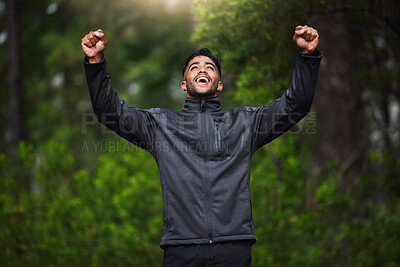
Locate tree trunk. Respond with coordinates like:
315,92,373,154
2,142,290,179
6,0,26,148
311,3,366,177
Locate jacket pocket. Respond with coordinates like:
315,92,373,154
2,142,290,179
214,120,221,152
244,184,254,234
213,118,227,159
163,187,171,230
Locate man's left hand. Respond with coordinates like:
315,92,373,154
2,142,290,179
293,25,319,54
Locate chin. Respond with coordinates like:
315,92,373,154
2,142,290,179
188,89,216,98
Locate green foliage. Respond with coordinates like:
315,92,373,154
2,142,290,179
249,135,400,266
0,140,162,266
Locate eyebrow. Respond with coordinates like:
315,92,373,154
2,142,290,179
188,61,216,69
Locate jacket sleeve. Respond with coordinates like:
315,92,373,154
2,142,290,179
83,56,155,150
252,49,322,150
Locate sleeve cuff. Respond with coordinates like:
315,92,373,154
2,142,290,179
298,48,323,60
83,55,106,68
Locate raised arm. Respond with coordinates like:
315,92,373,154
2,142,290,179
253,25,322,149
82,30,155,150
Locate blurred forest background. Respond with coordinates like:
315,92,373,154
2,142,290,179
1,0,400,266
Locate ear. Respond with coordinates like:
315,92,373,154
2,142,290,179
217,81,223,92
181,80,187,91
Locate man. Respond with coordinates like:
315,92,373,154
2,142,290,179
82,25,321,266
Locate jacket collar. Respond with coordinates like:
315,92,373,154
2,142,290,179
182,96,222,113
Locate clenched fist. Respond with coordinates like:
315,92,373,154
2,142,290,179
293,25,319,54
81,29,108,63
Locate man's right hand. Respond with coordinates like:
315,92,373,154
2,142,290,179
81,29,108,63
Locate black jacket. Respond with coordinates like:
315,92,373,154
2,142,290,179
84,50,322,247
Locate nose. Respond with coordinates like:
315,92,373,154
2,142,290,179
198,70,206,75
198,64,207,73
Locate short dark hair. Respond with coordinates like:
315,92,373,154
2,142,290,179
182,48,222,77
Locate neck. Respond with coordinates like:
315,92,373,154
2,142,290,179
182,95,221,113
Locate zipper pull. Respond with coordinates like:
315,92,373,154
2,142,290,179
201,98,206,111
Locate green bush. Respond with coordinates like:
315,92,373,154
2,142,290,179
0,140,162,266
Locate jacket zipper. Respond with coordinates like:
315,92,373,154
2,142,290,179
214,120,221,152
201,99,213,244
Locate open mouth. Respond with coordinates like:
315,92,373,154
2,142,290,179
195,75,210,84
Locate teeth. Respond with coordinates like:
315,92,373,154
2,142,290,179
196,76,209,83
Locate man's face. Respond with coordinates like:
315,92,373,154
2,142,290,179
181,56,223,98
